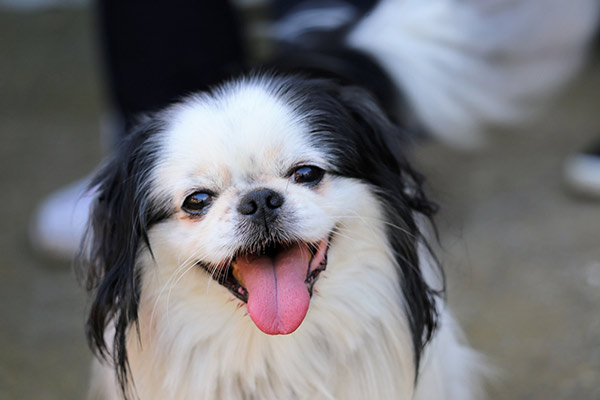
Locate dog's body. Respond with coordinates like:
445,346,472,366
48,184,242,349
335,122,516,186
83,76,482,399
91,294,476,400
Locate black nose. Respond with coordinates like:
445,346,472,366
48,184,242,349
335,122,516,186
237,188,284,223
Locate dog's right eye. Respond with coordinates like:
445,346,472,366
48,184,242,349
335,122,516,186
291,165,325,186
182,191,213,215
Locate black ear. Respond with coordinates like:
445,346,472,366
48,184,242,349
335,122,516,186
311,81,442,373
78,115,169,396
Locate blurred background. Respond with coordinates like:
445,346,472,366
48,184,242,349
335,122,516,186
0,1,599,399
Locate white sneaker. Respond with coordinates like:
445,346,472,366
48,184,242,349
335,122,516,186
30,178,95,260
564,144,600,199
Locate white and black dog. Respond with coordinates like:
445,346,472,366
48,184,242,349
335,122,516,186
82,72,482,399
82,74,482,399
79,1,598,399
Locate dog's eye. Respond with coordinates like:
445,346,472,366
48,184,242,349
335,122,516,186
182,191,213,215
291,166,325,186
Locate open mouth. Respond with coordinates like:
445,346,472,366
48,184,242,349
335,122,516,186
197,236,329,335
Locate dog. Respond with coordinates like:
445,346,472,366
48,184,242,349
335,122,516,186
79,1,599,398
80,73,483,399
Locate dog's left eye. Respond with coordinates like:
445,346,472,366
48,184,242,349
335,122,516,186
182,191,213,215
291,165,325,186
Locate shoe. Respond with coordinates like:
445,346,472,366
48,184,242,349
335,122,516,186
564,142,600,199
29,178,94,260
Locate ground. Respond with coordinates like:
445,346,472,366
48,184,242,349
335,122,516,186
0,7,599,400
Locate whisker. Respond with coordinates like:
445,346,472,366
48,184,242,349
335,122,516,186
318,204,418,240
149,249,206,333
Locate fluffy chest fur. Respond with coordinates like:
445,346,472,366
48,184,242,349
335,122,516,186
127,230,415,400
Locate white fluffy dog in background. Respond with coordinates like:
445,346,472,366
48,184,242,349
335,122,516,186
348,0,599,148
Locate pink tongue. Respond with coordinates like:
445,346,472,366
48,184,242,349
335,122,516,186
235,244,310,335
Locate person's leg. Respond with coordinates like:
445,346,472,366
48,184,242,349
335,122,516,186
98,0,245,133
32,0,246,259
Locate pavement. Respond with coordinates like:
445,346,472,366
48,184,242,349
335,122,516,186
0,7,599,400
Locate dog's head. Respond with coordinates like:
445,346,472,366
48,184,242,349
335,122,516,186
80,74,440,392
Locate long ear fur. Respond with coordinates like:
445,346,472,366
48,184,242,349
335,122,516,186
77,115,169,398
336,84,442,374
296,78,442,373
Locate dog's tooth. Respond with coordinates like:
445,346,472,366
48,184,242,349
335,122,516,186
231,261,245,287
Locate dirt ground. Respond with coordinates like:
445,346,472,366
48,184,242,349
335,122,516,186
0,7,599,400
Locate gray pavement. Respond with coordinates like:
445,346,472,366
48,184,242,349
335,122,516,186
1,7,599,400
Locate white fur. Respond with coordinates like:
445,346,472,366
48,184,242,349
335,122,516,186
89,79,482,399
348,0,600,148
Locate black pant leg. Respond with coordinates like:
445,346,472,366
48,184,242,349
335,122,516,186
97,0,245,131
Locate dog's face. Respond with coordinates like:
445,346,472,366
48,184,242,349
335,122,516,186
150,81,371,335
82,75,439,390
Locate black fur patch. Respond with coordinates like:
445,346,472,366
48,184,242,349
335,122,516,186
276,75,442,372
78,114,171,398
